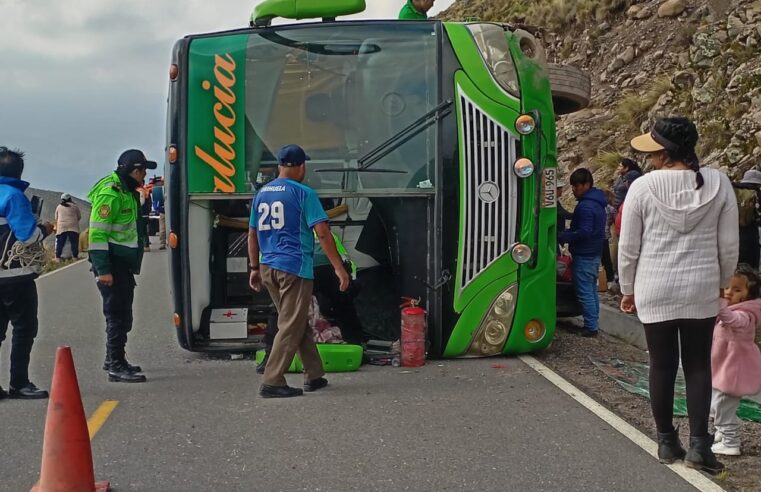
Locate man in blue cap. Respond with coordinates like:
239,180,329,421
248,144,350,398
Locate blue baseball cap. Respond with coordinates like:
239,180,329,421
277,144,311,167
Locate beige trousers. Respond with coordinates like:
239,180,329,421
158,213,166,248
261,265,325,387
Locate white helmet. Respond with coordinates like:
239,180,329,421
61,193,71,201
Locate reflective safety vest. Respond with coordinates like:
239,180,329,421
87,172,145,275
313,231,357,278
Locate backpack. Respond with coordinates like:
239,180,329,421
735,188,759,227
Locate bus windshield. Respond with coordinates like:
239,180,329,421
242,23,439,193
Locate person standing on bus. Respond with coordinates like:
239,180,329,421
54,193,81,261
89,149,157,383
248,144,350,398
0,147,53,400
559,168,607,337
398,0,434,19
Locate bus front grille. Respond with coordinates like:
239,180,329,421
459,93,518,291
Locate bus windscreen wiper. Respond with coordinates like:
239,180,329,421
358,99,452,170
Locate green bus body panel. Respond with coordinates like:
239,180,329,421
442,273,518,357
442,23,520,109
443,23,557,356
187,35,248,193
504,28,558,355
253,0,366,24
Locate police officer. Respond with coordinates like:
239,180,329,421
88,149,157,383
248,144,350,398
0,147,53,400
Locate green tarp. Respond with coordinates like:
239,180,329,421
590,357,761,423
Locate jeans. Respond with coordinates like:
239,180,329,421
55,231,80,259
0,280,39,388
572,255,600,331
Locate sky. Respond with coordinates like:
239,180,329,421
0,0,456,198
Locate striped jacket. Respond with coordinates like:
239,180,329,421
0,177,46,284
87,172,145,275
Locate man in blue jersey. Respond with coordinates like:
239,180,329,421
248,144,350,398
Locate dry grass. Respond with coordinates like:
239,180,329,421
593,150,623,170
440,0,635,29
697,119,732,156
613,77,673,131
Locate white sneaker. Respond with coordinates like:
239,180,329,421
713,431,723,443
711,442,741,456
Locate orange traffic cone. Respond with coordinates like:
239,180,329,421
31,347,110,492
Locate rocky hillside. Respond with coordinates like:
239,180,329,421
440,0,761,194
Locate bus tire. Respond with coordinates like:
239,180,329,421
548,64,591,115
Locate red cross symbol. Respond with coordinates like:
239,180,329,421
223,311,235,319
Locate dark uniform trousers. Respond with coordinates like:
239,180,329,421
94,264,136,364
0,280,39,389
261,265,325,387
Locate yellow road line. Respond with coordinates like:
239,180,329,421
87,400,119,439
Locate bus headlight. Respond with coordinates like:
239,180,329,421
515,114,536,135
466,284,517,356
511,243,532,264
513,158,535,178
524,319,546,343
484,320,507,346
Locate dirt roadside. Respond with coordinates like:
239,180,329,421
534,320,761,491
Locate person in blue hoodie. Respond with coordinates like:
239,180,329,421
559,168,607,337
0,147,53,400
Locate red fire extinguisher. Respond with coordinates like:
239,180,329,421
401,297,427,368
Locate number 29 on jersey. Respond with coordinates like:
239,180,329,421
257,201,285,231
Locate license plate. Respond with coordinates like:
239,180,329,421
543,168,557,208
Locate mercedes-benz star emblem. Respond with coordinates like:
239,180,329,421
478,181,500,203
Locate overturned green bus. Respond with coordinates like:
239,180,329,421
165,0,588,357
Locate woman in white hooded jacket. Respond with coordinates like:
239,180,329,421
618,117,738,474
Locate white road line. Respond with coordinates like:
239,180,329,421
38,259,87,279
519,355,726,492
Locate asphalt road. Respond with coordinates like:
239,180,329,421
1,247,703,491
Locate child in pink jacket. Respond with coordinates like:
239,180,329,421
711,264,761,456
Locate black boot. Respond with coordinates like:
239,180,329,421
103,356,142,373
657,427,686,464
108,362,147,383
685,435,725,474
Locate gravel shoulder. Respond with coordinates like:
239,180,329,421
535,319,761,491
